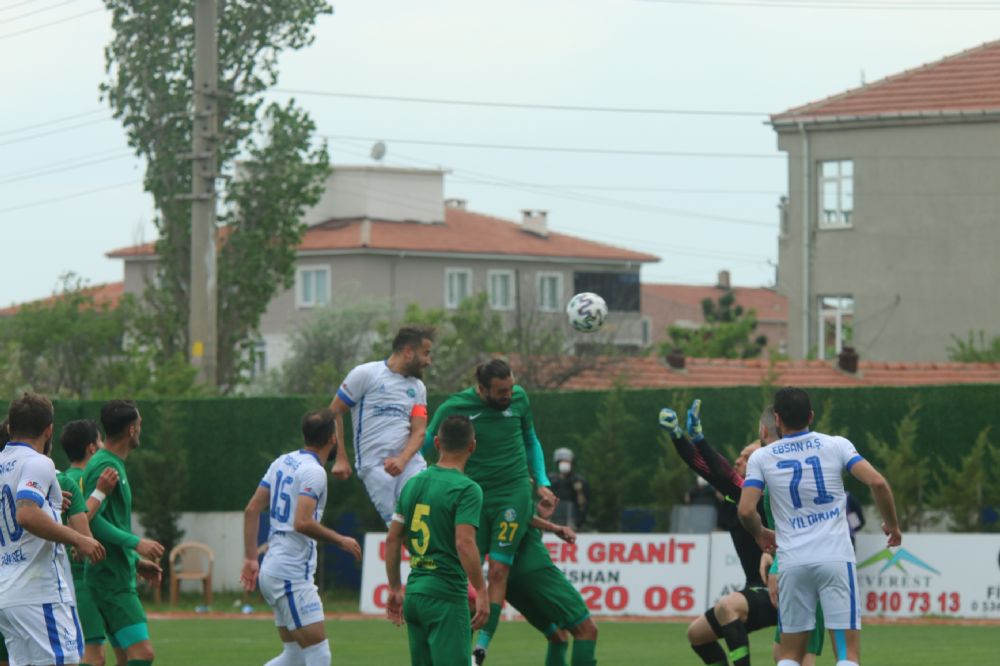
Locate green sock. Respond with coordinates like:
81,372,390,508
475,603,503,650
127,660,153,666
572,639,597,666
546,640,569,666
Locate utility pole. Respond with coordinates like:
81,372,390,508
189,0,219,386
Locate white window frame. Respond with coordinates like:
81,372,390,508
487,269,516,311
536,271,564,312
251,339,267,378
444,267,473,309
818,159,853,229
296,265,331,309
818,295,854,360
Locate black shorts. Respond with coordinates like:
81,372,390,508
739,586,778,633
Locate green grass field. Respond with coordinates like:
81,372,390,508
149,617,995,664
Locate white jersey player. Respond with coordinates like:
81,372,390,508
329,326,434,524
241,409,361,666
0,395,104,666
738,388,901,666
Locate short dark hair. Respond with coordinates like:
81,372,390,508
476,358,512,388
61,419,100,462
101,400,140,440
302,410,336,447
773,387,812,431
392,326,435,353
0,418,9,451
7,393,54,440
438,415,474,453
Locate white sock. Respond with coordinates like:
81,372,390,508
777,661,801,666
302,639,331,666
265,641,304,666
836,661,859,666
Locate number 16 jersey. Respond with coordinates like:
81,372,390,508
744,430,864,568
259,450,328,582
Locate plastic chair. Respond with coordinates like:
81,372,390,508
169,541,214,606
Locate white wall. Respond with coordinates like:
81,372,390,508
134,512,245,593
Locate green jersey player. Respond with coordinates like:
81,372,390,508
422,359,556,663
387,415,489,666
84,400,165,666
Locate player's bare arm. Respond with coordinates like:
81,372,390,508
736,486,776,553
241,484,270,591
85,467,119,520
328,396,353,480
456,523,489,630
848,458,902,547
136,558,164,587
384,520,406,626
16,499,105,563
530,515,577,544
384,411,427,477
293,493,362,560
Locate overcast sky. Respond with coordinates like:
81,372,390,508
1,0,997,307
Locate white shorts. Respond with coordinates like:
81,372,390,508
778,561,861,632
359,453,427,524
259,573,325,630
0,603,83,665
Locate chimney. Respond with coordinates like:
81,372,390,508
837,345,859,374
666,349,686,370
717,270,731,290
444,198,467,210
521,209,548,237
359,218,372,247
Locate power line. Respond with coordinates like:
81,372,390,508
0,0,82,25
450,181,781,195
0,118,112,146
0,109,107,137
0,5,102,39
274,87,770,117
321,133,781,160
0,151,133,186
0,180,139,214
637,0,1000,9
0,0,45,13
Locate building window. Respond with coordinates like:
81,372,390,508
573,271,640,311
642,317,652,346
488,270,515,310
445,268,473,309
818,295,854,360
297,266,330,308
251,339,267,378
818,160,853,228
537,272,563,312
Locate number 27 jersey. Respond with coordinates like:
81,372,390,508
259,450,328,582
744,431,863,568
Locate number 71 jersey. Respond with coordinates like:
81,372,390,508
744,431,864,568
259,450,328,582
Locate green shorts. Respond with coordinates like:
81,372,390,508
403,592,471,666
74,575,106,644
478,484,534,566
775,603,825,655
91,586,148,648
506,565,590,636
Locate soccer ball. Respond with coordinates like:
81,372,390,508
566,292,608,333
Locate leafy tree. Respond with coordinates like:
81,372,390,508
265,298,393,395
865,401,928,531
661,290,767,359
931,427,1000,532
102,0,332,389
947,330,1000,362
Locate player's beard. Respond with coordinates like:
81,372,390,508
43,435,52,456
405,358,425,379
485,395,511,411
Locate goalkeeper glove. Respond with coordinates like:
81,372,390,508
658,408,682,439
686,399,704,442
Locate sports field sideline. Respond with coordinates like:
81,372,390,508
148,615,997,664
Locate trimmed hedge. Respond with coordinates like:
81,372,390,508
48,384,1000,521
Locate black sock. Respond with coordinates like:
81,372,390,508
718,620,750,666
692,641,729,665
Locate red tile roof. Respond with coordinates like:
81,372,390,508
108,208,659,264
773,40,1000,123
642,283,787,323
551,356,1000,390
0,282,124,317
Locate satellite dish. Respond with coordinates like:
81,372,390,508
370,140,386,162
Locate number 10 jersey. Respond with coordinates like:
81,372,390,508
744,431,864,568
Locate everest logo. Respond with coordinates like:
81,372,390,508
858,548,941,575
